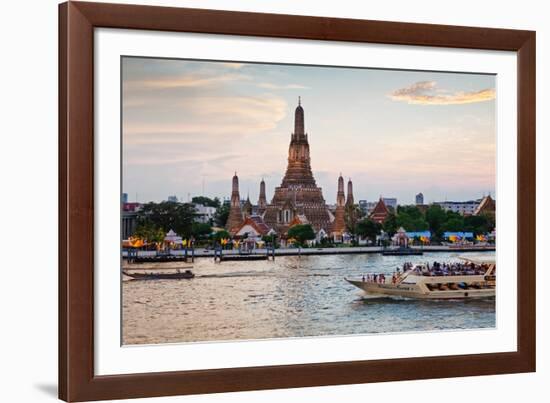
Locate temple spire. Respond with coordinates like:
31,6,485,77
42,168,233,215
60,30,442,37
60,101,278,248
332,174,347,237
258,178,267,212
346,178,354,207
281,98,315,188
294,97,305,138
226,172,243,233
336,174,345,207
232,172,239,192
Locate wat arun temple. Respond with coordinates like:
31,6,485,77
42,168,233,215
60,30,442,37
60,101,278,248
226,99,355,240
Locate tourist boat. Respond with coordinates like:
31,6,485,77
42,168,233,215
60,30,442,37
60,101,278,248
345,256,495,299
123,268,195,280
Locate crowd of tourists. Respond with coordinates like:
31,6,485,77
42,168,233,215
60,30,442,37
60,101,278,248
406,261,491,277
362,260,492,284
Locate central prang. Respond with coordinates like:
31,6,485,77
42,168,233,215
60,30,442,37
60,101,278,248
226,98,353,240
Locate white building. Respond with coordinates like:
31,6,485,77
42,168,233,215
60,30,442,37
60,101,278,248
193,203,217,223
434,200,481,215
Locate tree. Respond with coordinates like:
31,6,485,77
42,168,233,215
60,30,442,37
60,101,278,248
211,229,230,240
136,201,195,238
214,203,230,227
440,211,464,232
262,233,279,248
344,204,363,239
134,223,165,244
464,214,494,235
425,204,447,237
287,224,316,246
356,219,382,243
395,205,429,231
191,196,221,208
382,212,398,236
191,222,212,239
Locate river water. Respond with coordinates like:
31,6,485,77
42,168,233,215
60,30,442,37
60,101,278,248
122,251,495,345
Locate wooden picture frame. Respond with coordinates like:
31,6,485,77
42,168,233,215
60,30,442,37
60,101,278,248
59,1,536,401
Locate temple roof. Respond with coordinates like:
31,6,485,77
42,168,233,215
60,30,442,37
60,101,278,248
474,195,496,216
234,215,272,236
289,214,309,228
369,198,390,223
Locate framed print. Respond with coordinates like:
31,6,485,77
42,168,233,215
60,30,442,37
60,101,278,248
59,1,536,401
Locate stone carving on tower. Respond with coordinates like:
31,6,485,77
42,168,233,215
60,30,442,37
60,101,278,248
262,98,332,233
226,172,244,234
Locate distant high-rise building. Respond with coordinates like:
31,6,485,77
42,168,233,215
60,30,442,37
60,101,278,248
415,192,424,205
358,200,378,215
358,200,368,214
382,197,397,210
122,192,128,204
167,195,178,202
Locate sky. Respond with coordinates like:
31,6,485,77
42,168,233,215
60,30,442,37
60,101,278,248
122,57,496,205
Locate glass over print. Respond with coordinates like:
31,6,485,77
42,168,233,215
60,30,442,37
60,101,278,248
121,57,497,345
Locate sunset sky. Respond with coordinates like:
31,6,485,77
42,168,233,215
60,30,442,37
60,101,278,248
122,57,496,205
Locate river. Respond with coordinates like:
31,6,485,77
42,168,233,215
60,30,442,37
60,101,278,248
122,251,495,345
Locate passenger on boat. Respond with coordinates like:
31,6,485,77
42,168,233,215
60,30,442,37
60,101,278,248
401,260,489,277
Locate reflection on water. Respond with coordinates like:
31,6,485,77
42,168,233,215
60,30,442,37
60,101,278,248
122,251,495,345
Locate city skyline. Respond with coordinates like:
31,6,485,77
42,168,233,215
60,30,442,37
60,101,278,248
123,57,496,205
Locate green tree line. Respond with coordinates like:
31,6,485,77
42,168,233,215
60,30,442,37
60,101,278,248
347,204,495,243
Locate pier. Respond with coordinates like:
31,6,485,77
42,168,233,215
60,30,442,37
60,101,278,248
123,245,494,261
213,246,276,262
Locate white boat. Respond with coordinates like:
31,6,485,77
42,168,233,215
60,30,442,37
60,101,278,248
346,256,495,300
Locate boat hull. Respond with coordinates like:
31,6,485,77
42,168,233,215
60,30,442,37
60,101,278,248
123,271,195,280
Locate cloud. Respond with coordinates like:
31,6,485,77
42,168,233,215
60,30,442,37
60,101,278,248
257,82,309,90
124,95,288,140
389,81,495,105
125,73,250,90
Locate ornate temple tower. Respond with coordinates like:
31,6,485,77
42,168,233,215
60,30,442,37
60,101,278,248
258,179,267,213
279,97,317,188
345,178,354,207
332,174,346,237
243,195,253,218
226,172,243,233
336,175,345,207
263,98,331,233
